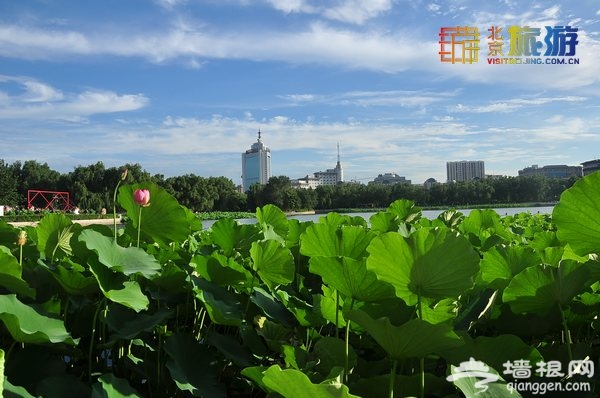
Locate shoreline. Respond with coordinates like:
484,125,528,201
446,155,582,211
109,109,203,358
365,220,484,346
7,218,117,228
4,202,555,227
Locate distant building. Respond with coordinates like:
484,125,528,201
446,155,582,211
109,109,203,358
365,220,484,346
293,175,321,189
293,144,344,189
423,178,438,189
242,131,272,191
369,173,411,185
518,164,582,178
446,161,485,182
582,159,600,176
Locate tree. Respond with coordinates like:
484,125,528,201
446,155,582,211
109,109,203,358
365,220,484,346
262,176,293,210
14,160,61,206
0,160,19,206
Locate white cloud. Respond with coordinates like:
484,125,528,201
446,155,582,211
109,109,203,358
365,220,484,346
281,90,453,107
0,22,427,73
427,3,441,14
262,0,392,24
449,96,586,113
322,0,394,24
155,0,187,9
3,104,599,184
263,0,316,14
0,77,148,120
22,81,64,102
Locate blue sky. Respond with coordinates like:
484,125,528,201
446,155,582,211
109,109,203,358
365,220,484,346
1,1,599,185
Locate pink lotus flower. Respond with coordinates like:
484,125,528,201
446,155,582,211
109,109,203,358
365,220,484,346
133,189,150,207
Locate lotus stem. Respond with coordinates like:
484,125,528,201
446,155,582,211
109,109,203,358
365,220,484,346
113,181,121,241
417,289,424,398
344,298,355,384
137,206,142,248
88,298,106,383
389,359,398,398
559,303,573,362
335,290,340,339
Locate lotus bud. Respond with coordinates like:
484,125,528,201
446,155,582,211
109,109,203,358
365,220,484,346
17,230,27,246
120,168,128,181
133,189,151,207
253,315,266,328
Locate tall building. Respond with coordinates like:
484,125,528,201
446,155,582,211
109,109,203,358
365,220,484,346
446,160,485,182
242,131,271,191
582,159,600,176
293,144,344,189
518,164,582,178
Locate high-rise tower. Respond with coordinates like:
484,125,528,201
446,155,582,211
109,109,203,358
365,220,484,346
242,130,272,191
335,142,343,183
446,160,485,182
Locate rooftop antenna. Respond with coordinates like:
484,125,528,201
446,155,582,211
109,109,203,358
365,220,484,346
257,129,262,141
337,142,340,163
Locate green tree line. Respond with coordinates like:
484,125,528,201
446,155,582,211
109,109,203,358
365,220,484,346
249,174,579,211
0,160,245,213
0,159,579,213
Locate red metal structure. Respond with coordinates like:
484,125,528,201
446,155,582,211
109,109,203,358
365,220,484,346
27,190,75,211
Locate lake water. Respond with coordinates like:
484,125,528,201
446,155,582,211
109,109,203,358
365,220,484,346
201,206,554,229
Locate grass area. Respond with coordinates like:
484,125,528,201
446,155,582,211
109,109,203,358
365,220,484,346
195,211,256,220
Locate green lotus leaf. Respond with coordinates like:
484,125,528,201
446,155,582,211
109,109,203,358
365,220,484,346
193,277,243,326
442,334,543,377
250,239,295,289
449,361,519,398
210,218,261,257
118,183,190,247
553,172,600,256
45,261,98,296
459,209,512,248
2,379,35,398
309,256,395,302
0,348,4,395
369,211,400,233
421,297,458,325
313,336,357,376
366,227,480,306
164,333,227,397
276,290,326,327
314,293,346,327
0,248,35,298
259,365,360,398
79,229,160,278
105,303,172,341
347,309,463,360
387,199,422,223
503,260,590,314
241,366,269,392
91,373,142,398
251,287,296,327
191,253,251,287
256,204,289,241
206,331,255,368
0,294,77,345
300,223,375,259
480,246,541,289
351,373,454,398
36,213,79,261
88,258,149,312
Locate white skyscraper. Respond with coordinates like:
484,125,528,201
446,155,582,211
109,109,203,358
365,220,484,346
446,160,485,182
242,131,272,191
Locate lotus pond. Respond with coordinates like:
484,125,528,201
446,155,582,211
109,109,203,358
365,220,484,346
1,173,600,397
